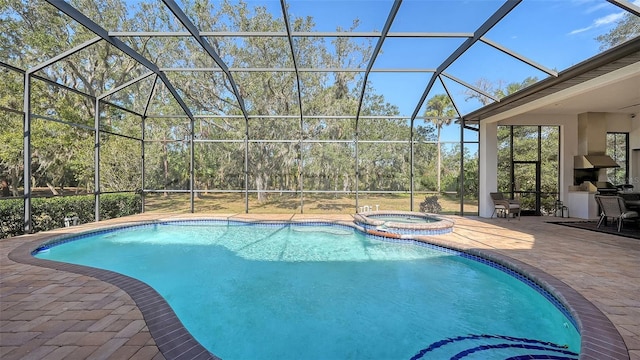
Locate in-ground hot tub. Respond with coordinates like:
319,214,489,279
354,210,454,237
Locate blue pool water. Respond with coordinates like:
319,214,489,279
35,221,580,359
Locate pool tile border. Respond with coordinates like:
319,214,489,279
9,217,630,360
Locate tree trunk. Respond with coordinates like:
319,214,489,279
9,174,20,197
163,140,169,197
256,174,268,202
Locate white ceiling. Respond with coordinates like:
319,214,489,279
528,64,640,116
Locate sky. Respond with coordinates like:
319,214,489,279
209,0,637,119
278,0,639,142
281,0,638,116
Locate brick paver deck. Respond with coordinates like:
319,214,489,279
1,214,638,359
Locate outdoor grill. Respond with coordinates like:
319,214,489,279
594,181,619,196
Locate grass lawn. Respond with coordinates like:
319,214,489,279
144,192,478,215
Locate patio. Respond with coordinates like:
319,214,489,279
1,214,638,359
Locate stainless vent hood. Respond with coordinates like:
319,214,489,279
574,155,620,169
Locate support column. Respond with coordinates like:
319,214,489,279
459,121,465,215
94,98,100,222
190,117,195,213
479,121,498,217
244,128,249,213
141,116,146,213
299,126,304,214
22,74,32,233
410,122,415,211
355,132,359,211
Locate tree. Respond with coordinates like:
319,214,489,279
464,76,538,105
423,94,456,192
0,0,437,212
596,12,640,50
0,0,150,194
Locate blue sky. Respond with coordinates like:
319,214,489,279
279,0,638,119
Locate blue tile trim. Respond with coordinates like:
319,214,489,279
31,219,577,331
410,333,579,360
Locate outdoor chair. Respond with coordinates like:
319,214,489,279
595,195,639,232
490,192,521,220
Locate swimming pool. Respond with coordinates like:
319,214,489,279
34,220,580,359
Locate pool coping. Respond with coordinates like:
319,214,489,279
8,216,629,360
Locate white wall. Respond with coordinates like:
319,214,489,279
479,121,497,217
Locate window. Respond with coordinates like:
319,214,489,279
497,125,560,215
606,133,629,185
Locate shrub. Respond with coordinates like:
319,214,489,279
0,198,24,239
419,195,442,214
100,193,142,219
0,194,141,239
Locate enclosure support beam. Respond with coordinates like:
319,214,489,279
162,0,250,213
22,74,32,233
141,116,146,213
441,72,500,103
410,127,415,211
109,31,475,38
27,37,102,74
244,130,249,213
48,0,199,214
410,0,521,123
97,71,155,100
353,1,402,212
280,0,306,213
190,117,195,213
607,0,640,16
29,72,143,117
460,121,465,215
355,136,359,211
20,36,103,232
94,98,101,222
440,76,462,118
480,37,557,77
162,0,249,125
46,0,196,121
140,76,158,213
160,67,437,73
355,0,402,126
